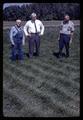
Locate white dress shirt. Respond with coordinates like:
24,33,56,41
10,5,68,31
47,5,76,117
24,19,45,36
60,20,74,35
10,25,25,45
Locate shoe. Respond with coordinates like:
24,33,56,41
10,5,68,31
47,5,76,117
65,54,69,58
33,52,39,56
61,53,66,57
57,54,62,59
26,53,29,57
56,52,62,59
53,52,59,58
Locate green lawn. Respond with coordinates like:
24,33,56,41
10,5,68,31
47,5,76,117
3,25,80,117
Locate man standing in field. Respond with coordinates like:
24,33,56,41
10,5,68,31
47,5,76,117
56,14,74,58
10,19,25,61
24,13,44,58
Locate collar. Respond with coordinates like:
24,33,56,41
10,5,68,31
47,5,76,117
31,19,37,23
63,20,69,24
15,25,21,28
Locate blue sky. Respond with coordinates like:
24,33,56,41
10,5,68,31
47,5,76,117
3,3,31,9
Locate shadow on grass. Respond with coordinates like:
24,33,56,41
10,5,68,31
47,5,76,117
53,52,66,58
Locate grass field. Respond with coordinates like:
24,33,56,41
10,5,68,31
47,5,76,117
3,22,80,117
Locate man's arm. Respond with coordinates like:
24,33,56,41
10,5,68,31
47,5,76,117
40,21,45,35
70,22,75,44
58,34,60,41
22,32,25,45
10,27,15,45
70,31,74,44
24,22,29,36
58,21,63,41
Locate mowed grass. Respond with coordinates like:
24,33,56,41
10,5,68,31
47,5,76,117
3,25,80,117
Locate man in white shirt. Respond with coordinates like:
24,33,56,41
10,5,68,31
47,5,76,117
57,14,74,58
24,13,44,58
10,19,25,61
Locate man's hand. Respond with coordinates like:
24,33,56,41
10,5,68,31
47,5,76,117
58,34,60,41
58,37,60,41
70,38,72,44
22,41,25,46
39,33,43,36
28,33,31,37
70,32,74,44
26,33,31,37
11,42,15,46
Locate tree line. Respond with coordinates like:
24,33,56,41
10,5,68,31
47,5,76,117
3,3,80,21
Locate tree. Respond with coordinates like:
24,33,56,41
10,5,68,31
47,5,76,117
3,3,80,21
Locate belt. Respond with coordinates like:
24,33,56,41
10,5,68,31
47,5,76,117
60,33,71,36
30,32,40,34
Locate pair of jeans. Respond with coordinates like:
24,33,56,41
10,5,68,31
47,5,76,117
59,33,71,56
11,42,23,60
28,33,40,58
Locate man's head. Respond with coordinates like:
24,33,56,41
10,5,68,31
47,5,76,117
64,14,70,22
16,19,22,27
31,13,37,21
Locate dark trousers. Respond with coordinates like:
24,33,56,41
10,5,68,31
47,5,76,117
59,33,70,56
11,42,23,60
28,33,40,58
